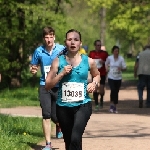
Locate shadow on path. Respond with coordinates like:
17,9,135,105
92,99,150,116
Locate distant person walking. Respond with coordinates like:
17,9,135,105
134,45,150,108
134,47,146,108
89,40,108,110
105,45,126,113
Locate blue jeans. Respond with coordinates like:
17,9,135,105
137,75,150,106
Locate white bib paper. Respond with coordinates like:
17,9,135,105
44,66,51,79
62,82,84,102
111,67,121,78
94,59,102,69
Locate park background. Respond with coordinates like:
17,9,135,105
0,0,150,149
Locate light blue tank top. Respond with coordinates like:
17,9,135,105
56,54,91,107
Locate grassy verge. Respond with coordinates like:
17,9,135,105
0,114,43,150
0,86,39,108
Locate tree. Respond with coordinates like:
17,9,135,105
0,0,70,88
83,0,150,54
99,7,106,45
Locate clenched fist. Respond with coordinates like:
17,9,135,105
87,82,97,93
30,65,38,75
62,65,72,75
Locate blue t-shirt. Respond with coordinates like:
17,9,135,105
56,54,91,107
30,44,65,85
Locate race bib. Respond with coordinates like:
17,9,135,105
62,82,84,102
94,59,102,69
111,68,121,78
44,66,51,79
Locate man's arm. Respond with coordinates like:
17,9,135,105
45,58,60,90
134,61,139,78
30,49,40,75
134,55,139,78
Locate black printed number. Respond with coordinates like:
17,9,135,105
64,90,82,97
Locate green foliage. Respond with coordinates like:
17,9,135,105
0,0,70,88
0,86,39,108
86,0,117,9
0,0,149,89
83,0,150,53
61,0,100,51
0,114,43,149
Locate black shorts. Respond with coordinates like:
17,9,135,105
38,85,58,121
100,75,106,85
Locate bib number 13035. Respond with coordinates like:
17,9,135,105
62,82,84,102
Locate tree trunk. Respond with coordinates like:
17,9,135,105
100,7,106,46
127,40,135,57
10,3,25,87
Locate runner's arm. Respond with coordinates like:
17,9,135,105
88,57,100,85
121,57,127,71
30,49,40,75
105,57,110,72
45,58,64,90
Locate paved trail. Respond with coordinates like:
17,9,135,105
0,82,150,150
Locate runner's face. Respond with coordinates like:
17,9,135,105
113,48,119,56
43,34,55,47
95,41,101,51
65,32,82,53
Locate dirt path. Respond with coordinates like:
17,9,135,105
1,81,150,150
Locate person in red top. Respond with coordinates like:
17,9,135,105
89,40,108,110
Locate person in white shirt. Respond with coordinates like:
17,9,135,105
105,45,126,113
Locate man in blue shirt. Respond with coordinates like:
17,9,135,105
30,26,64,150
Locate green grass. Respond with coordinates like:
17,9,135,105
122,57,137,81
0,86,39,108
0,114,43,150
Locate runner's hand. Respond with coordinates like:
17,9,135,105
105,65,109,72
30,65,38,74
87,82,96,93
62,65,72,75
118,67,122,72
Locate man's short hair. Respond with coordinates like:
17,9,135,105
94,40,101,46
42,27,55,38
